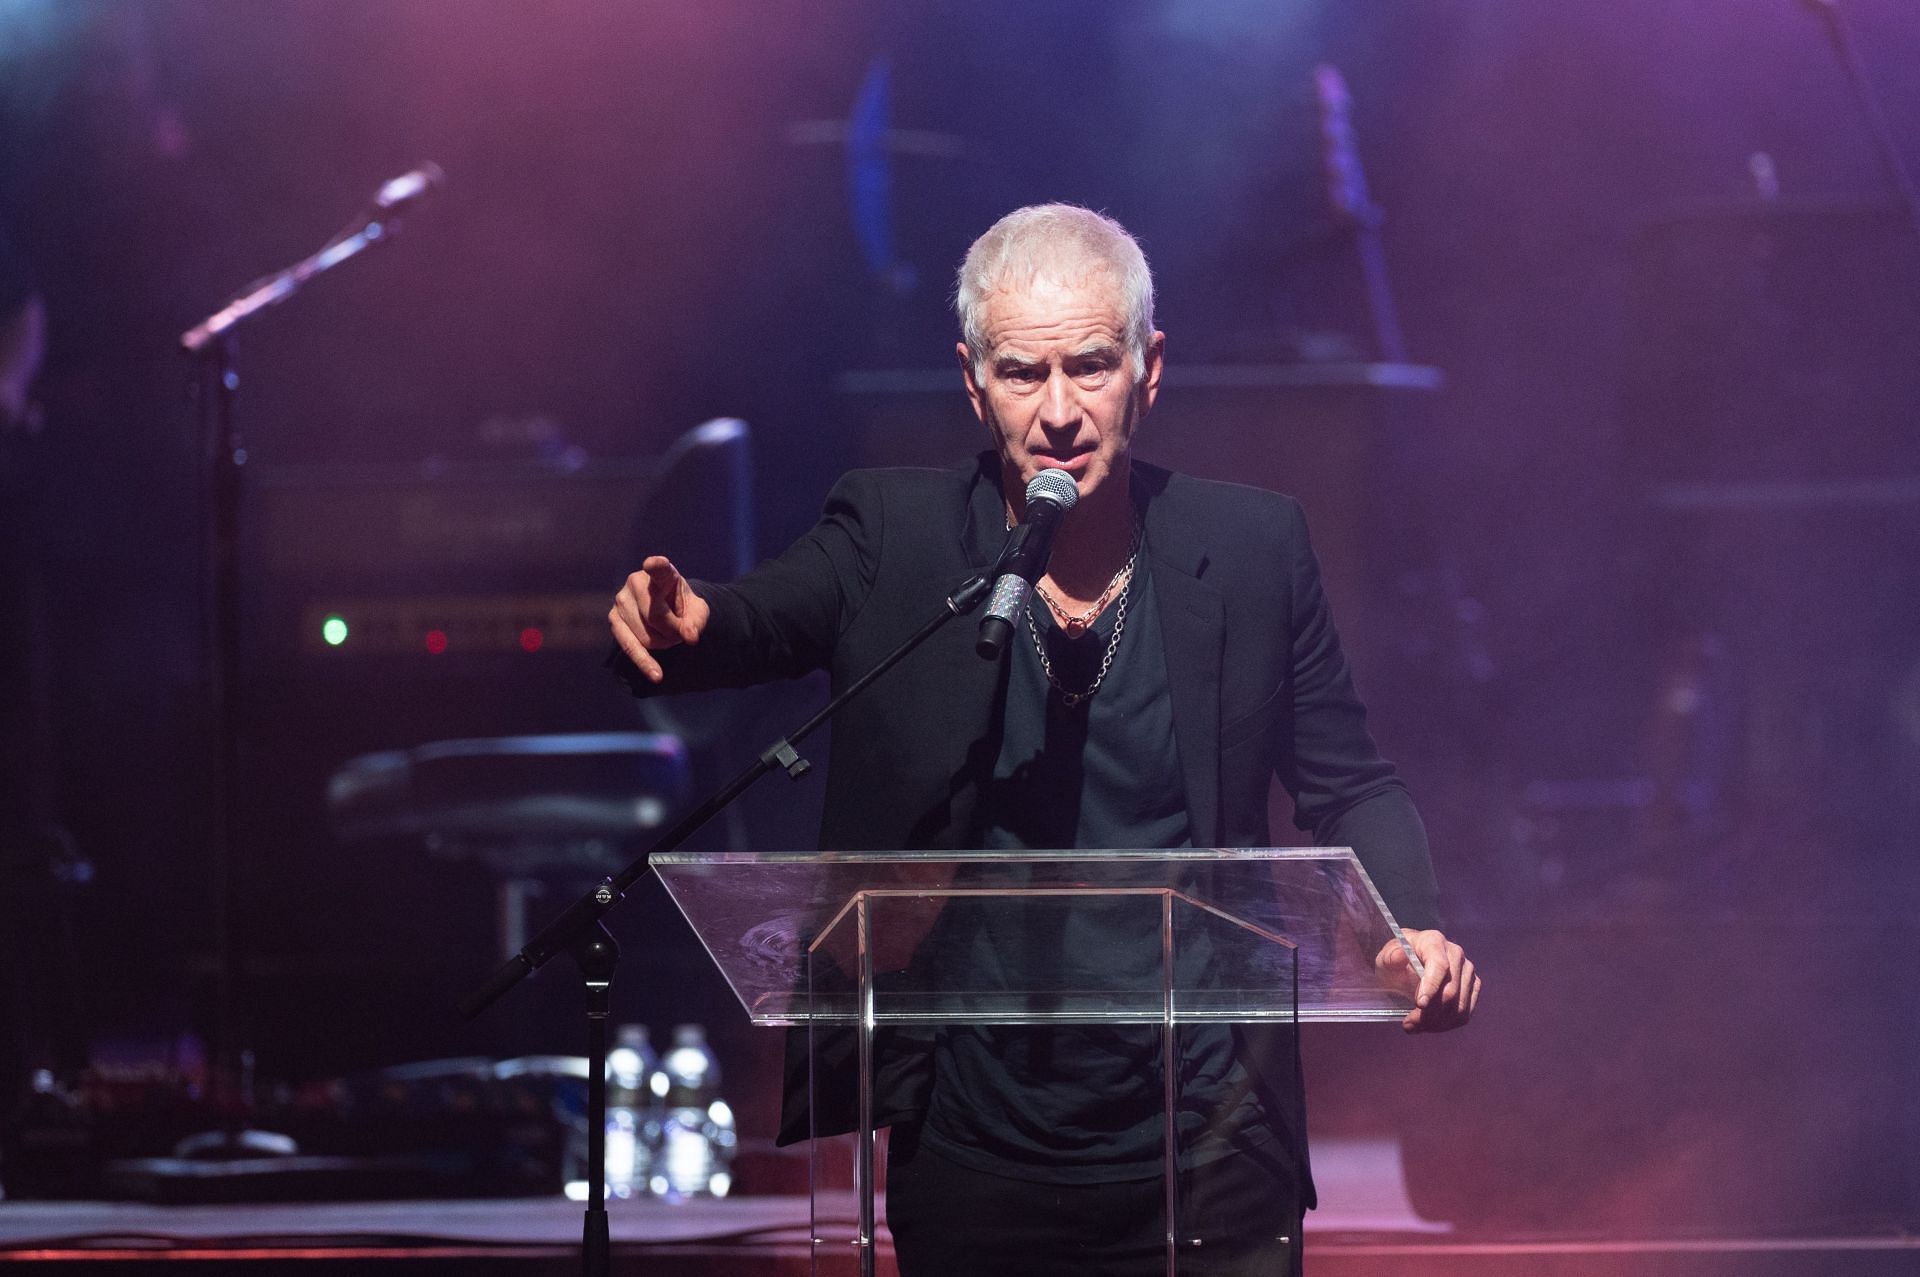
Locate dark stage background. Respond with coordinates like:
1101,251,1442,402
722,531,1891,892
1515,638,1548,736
2,0,1918,1246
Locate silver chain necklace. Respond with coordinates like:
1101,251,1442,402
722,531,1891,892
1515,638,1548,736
1025,526,1140,707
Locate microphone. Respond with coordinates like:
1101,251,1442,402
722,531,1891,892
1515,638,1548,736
374,162,446,213
976,469,1079,659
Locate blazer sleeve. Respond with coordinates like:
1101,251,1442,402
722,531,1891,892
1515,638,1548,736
1275,499,1443,930
610,469,883,696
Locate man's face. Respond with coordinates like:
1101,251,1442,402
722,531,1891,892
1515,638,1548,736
959,276,1163,509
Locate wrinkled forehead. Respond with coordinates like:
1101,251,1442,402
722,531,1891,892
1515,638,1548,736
974,270,1129,348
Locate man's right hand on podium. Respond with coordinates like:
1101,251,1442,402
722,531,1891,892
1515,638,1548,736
610,555,710,683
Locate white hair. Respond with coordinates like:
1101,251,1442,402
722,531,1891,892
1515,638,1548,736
953,204,1156,381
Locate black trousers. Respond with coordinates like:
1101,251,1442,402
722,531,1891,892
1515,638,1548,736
885,1128,1304,1277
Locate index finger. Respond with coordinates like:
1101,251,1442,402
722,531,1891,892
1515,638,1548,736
639,555,686,598
1414,938,1448,1007
640,556,704,643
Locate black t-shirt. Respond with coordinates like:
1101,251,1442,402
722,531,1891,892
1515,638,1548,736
919,550,1271,1183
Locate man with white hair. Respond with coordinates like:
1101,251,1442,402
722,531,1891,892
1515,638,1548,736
612,204,1478,1274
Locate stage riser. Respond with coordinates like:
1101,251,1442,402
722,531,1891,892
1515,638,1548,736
9,1244,1915,1276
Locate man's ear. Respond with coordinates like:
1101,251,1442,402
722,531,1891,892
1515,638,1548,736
957,341,987,423
1136,331,1166,416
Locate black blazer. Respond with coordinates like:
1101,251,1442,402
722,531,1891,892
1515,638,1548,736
616,454,1442,1168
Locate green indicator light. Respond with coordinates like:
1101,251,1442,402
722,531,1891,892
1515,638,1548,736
321,615,350,647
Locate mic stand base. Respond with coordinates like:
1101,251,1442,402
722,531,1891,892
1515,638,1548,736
574,923,619,1277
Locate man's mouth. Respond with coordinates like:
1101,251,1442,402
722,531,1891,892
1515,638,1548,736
1031,451,1090,474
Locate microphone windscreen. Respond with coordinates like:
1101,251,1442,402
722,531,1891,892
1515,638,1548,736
1024,469,1079,511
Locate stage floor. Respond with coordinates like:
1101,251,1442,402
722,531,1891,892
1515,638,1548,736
0,1194,820,1249
2,1196,1916,1275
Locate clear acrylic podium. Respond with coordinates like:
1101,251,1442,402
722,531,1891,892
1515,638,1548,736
653,848,1422,1276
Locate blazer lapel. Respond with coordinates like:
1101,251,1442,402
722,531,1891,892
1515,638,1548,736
961,452,1008,573
1140,470,1225,846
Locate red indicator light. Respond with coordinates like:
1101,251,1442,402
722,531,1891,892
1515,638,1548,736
520,627,544,653
424,629,449,654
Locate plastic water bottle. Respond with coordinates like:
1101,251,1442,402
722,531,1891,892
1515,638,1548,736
650,1023,737,1199
604,1024,657,1199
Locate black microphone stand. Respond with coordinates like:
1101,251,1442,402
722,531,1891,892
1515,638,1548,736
460,569,997,1277
178,174,435,1142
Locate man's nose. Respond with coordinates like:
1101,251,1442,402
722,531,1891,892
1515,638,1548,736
1038,366,1078,430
